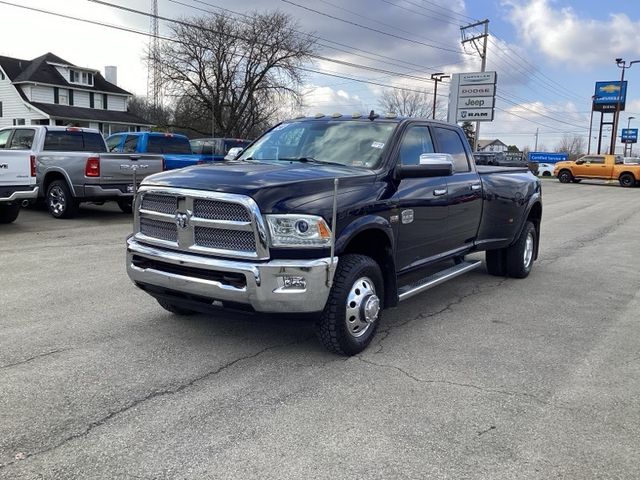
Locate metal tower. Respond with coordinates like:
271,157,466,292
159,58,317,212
147,0,162,108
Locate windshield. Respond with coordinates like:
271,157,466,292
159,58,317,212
238,120,397,169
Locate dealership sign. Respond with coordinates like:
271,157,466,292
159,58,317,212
593,81,627,112
448,71,497,123
621,128,638,143
528,152,568,163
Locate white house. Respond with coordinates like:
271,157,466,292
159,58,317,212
477,139,508,153
0,52,151,135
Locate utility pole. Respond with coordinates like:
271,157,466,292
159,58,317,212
430,73,449,120
460,19,489,151
534,128,539,151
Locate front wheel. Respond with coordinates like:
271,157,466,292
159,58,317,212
558,170,573,183
619,173,636,188
316,254,384,356
0,204,20,224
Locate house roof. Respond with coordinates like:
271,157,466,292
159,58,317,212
30,102,152,126
477,139,508,149
0,52,131,95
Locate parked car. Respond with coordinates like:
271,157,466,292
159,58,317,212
106,132,202,170
0,128,39,223
15,126,165,218
554,154,640,187
190,138,252,163
536,162,555,177
473,151,538,175
126,114,542,355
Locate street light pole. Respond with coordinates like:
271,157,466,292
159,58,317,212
610,58,639,155
430,72,449,120
588,95,596,154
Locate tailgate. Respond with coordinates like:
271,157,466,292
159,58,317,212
0,150,33,188
97,153,164,184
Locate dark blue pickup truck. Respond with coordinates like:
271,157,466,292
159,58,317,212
126,114,542,355
106,132,203,170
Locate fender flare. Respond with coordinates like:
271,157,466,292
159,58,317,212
512,193,542,259
41,168,77,197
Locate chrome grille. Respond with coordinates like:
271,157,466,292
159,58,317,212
140,217,177,242
135,188,268,260
193,199,250,222
141,194,176,214
194,227,256,252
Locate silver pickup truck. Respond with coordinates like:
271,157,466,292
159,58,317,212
0,128,39,223
0,126,164,219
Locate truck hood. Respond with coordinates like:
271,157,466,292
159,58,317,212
142,160,379,213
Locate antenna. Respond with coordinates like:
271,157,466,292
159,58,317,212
147,0,162,110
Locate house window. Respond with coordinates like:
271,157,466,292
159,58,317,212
69,69,94,86
103,94,108,110
69,89,74,106
0,101,2,117
54,87,59,104
13,119,26,126
59,90,68,105
89,92,94,108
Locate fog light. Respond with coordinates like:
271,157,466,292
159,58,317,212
281,275,307,290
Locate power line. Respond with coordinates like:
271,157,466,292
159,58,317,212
280,0,471,55
379,0,463,27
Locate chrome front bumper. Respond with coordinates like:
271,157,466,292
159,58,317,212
126,237,337,313
1,186,39,202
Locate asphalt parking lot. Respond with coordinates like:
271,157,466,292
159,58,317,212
1,179,639,479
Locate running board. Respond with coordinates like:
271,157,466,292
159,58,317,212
398,260,482,302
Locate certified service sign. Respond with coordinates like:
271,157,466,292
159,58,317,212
448,71,497,123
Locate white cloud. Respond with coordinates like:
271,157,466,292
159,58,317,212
503,0,640,67
301,85,365,114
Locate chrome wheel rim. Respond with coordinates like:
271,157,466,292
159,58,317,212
49,186,66,215
346,276,379,338
523,232,534,268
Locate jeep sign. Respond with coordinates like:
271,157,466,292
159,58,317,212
448,71,497,124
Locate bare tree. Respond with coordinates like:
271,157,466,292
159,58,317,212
555,134,586,160
378,88,445,119
155,11,315,138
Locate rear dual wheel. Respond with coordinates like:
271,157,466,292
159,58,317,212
486,221,536,279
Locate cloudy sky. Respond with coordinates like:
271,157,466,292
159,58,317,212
1,0,639,151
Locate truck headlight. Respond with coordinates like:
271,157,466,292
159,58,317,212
265,214,332,248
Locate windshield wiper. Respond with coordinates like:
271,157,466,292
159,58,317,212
279,157,345,166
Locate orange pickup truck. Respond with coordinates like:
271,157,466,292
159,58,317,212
554,154,640,187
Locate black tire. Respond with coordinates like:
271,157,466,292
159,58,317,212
557,170,573,183
0,204,20,224
117,198,133,213
157,299,197,315
505,221,536,279
542,171,551,177
46,180,78,219
485,249,507,276
571,179,582,183
316,254,384,356
619,173,635,188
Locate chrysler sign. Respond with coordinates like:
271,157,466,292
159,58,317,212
448,71,497,123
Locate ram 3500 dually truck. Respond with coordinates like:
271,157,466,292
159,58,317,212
19,126,165,218
126,115,542,355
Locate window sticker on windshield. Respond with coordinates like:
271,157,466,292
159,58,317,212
352,160,364,167
371,141,385,149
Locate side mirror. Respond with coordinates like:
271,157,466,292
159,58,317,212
224,147,243,160
575,159,584,165
398,153,455,179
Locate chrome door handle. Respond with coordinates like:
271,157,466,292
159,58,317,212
434,188,447,196
470,184,481,191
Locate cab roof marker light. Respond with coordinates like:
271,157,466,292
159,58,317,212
385,112,398,119
332,112,342,118
295,114,306,119
314,113,325,118
352,112,362,118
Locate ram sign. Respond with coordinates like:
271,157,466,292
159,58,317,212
448,71,497,123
